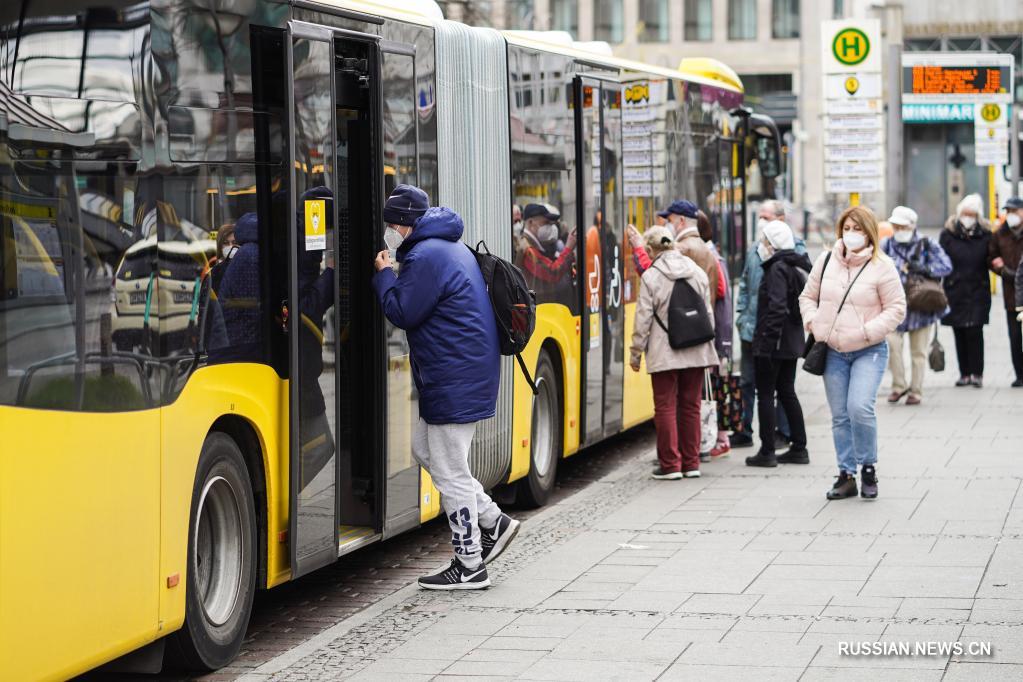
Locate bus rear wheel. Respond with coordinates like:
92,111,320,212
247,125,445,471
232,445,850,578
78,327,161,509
167,432,257,672
517,351,561,508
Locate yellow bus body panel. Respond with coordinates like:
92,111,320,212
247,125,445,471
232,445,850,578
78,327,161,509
157,364,292,639
622,301,655,428
0,406,160,680
0,364,289,680
509,303,581,482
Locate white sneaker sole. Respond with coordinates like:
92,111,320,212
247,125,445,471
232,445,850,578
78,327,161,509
483,519,520,563
652,472,683,480
418,578,491,590
683,471,701,478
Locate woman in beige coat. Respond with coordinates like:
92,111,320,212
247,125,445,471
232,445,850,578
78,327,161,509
630,226,719,480
799,205,906,501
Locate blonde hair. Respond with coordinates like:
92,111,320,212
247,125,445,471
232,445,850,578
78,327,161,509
644,225,675,257
956,193,984,220
836,205,881,261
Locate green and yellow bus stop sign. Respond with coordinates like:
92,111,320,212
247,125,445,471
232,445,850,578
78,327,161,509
832,28,870,67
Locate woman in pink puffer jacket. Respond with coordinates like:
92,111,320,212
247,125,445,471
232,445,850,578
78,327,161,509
799,206,906,502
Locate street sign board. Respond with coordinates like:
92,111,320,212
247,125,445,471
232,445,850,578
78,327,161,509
826,177,884,194
821,20,882,74
974,101,1009,166
821,19,884,196
824,73,882,100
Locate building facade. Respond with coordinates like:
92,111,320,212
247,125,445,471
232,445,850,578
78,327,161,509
489,0,1023,226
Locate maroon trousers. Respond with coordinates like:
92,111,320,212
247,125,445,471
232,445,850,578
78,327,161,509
650,368,704,473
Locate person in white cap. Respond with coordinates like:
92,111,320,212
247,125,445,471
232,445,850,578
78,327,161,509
882,206,952,404
745,220,813,468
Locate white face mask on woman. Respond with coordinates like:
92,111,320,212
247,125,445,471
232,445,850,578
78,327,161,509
842,232,867,251
960,216,977,229
893,230,914,244
221,245,237,259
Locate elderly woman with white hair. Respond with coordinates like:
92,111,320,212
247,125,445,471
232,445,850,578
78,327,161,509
940,193,992,387
630,225,718,480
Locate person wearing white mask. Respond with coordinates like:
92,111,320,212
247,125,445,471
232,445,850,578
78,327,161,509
745,220,812,468
988,197,1023,387
940,193,992,387
882,206,953,404
518,203,577,302
731,199,806,449
799,205,905,500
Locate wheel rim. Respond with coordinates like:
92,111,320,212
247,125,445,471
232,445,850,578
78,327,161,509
194,475,244,627
531,375,555,478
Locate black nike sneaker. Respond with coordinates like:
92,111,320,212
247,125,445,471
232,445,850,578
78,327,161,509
481,513,520,563
418,559,490,590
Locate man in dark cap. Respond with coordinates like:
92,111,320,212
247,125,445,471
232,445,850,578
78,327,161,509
518,203,577,300
382,184,430,253
990,196,1023,386
657,200,719,304
373,186,520,590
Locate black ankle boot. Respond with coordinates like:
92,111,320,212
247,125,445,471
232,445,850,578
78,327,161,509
745,450,778,468
860,465,878,499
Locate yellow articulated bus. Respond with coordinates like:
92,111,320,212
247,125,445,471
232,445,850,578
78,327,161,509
0,0,781,678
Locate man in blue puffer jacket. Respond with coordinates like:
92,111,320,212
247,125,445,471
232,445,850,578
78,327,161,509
373,185,520,590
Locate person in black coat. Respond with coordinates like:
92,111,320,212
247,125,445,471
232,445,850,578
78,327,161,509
939,194,992,387
746,221,813,468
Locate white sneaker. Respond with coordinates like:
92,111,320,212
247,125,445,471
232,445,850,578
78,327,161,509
683,470,701,478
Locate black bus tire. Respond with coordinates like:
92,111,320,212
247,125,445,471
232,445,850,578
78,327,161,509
167,432,257,672
517,351,561,508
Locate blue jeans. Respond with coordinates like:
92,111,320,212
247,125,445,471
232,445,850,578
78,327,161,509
823,342,889,474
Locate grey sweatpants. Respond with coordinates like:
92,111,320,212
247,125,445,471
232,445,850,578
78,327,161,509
412,419,502,568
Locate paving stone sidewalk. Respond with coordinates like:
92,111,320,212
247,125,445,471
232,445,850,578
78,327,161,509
241,309,1023,681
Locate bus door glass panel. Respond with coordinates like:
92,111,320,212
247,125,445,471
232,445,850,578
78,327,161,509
717,138,736,265
379,43,421,538
576,76,603,444
600,84,624,437
287,27,338,578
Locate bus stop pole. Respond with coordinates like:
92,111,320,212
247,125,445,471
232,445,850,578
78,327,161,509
850,192,860,207
989,164,998,294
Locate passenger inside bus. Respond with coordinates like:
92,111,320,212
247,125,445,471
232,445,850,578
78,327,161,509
517,203,577,303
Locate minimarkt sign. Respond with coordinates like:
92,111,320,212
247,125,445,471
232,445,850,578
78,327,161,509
901,103,976,123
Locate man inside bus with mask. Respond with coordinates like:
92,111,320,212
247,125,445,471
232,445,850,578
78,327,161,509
518,203,577,301
373,184,520,590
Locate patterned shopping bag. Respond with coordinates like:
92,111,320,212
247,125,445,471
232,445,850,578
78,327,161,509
713,369,745,433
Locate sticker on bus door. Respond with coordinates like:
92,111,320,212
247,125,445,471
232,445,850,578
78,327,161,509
305,199,326,250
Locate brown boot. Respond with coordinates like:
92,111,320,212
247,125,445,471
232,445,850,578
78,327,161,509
826,472,858,500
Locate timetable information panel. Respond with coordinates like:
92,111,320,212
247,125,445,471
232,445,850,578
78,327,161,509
903,65,1011,96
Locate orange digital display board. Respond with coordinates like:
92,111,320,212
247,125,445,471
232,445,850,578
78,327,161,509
903,65,1011,96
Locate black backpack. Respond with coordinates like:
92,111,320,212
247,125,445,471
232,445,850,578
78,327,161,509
652,275,715,350
470,241,539,394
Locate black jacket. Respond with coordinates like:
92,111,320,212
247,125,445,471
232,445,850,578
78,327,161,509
753,249,813,359
939,219,992,327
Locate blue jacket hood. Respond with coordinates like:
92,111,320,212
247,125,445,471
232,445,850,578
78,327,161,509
234,212,259,245
398,207,463,261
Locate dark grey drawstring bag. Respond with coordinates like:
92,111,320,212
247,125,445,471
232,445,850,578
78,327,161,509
929,323,945,372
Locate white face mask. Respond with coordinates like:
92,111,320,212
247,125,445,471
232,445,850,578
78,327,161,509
384,225,405,252
221,245,236,259
756,218,769,235
843,232,867,251
538,223,560,244
512,220,523,237
1006,213,1022,228
756,242,772,262
960,216,977,229
893,230,914,244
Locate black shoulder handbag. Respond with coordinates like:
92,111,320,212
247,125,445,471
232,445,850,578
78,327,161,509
802,254,868,376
